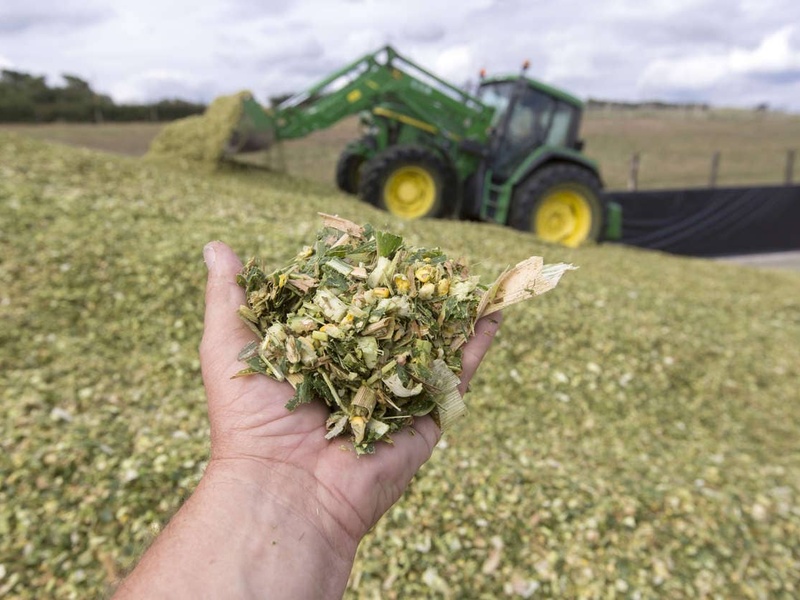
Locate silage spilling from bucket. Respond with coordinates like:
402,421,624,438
145,92,248,169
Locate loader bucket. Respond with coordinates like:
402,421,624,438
145,92,269,169
222,95,276,159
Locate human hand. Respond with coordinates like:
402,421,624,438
200,240,501,559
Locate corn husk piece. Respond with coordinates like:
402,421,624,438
319,212,365,237
428,359,467,430
478,257,577,317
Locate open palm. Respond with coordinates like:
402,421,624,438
200,241,501,551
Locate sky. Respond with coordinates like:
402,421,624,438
2,0,800,111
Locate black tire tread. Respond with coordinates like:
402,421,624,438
335,147,365,195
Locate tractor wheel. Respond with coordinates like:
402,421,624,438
509,164,604,247
335,148,367,195
359,146,453,219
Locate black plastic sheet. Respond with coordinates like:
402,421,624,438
605,185,800,256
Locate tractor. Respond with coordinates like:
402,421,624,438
226,46,615,247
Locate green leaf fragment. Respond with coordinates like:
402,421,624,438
376,230,403,258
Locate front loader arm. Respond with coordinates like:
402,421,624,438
247,46,493,143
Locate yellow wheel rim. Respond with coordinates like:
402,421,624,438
534,188,593,247
383,166,437,219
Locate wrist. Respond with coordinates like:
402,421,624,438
117,458,359,599
202,456,361,575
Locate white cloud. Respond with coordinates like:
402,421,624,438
638,55,728,93
0,1,112,34
402,23,445,44
433,45,475,84
110,70,210,104
0,0,799,110
729,26,800,74
0,55,14,69
638,26,800,98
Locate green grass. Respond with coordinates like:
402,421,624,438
1,132,799,598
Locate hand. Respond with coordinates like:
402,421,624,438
200,241,501,555
114,240,501,599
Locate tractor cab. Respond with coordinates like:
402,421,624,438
477,77,585,179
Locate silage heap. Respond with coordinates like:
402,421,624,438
2,131,800,598
145,92,247,169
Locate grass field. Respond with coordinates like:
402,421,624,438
1,112,800,598
4,107,799,190
583,108,800,189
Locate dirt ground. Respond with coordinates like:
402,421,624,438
0,122,164,156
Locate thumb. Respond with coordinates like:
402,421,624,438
200,242,257,386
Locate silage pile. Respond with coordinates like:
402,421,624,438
144,91,248,169
1,132,799,598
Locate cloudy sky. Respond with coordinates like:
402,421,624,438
2,0,800,111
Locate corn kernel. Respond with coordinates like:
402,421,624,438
415,265,435,283
393,274,411,294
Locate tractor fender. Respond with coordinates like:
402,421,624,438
508,147,604,191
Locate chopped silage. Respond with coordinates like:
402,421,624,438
1,132,799,598
144,92,248,169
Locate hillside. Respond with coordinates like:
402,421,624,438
3,107,800,192
1,133,799,598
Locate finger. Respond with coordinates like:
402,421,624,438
200,241,257,384
377,414,441,487
458,312,502,394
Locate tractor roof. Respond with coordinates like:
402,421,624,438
481,75,584,108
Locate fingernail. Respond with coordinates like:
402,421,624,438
203,243,216,270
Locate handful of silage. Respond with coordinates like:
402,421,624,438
236,215,574,454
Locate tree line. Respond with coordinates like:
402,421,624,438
0,69,207,123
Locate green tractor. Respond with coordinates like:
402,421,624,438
228,46,613,247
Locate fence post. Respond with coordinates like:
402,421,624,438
628,152,640,191
785,149,796,185
709,151,720,187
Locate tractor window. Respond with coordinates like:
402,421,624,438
491,87,557,178
546,103,578,147
477,81,516,126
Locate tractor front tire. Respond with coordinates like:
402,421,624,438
359,146,453,220
335,148,367,195
509,164,604,247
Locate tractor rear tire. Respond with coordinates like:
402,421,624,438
335,148,366,195
359,146,453,220
509,164,604,247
